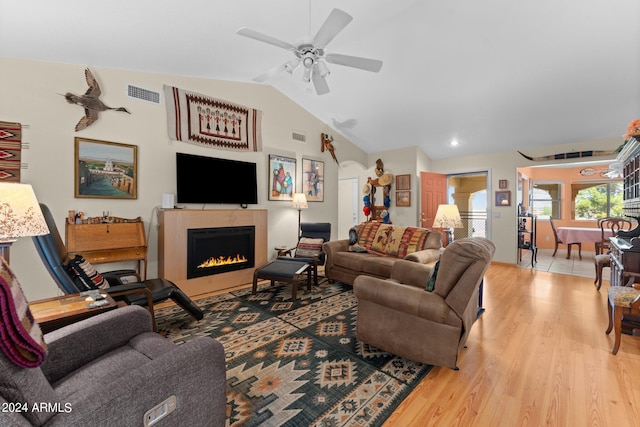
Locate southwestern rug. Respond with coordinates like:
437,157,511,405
155,279,432,427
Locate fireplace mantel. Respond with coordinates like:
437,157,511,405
158,209,268,297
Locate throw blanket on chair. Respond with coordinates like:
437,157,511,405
0,257,47,368
164,85,262,152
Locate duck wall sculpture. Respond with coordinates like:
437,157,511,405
63,68,130,131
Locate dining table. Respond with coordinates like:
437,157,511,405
556,226,613,258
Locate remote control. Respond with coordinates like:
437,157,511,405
87,300,109,308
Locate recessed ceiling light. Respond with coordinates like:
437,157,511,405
450,139,459,147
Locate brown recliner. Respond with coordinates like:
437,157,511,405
353,237,495,369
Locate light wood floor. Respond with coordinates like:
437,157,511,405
168,264,640,426
383,263,640,427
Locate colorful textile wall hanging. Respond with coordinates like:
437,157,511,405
164,85,263,152
0,121,22,182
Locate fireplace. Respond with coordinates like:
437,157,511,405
187,226,255,279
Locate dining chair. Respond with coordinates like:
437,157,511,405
595,217,632,255
606,271,640,354
549,217,581,259
594,253,611,290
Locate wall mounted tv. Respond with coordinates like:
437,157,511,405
176,152,258,206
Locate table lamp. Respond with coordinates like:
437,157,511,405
433,204,462,246
291,193,308,238
0,182,49,264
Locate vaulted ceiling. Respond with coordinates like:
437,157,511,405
1,0,638,159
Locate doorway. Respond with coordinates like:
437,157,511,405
420,171,489,242
338,177,359,240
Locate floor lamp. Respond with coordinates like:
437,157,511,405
291,193,308,238
0,183,50,264
433,204,462,246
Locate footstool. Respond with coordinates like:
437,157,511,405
252,259,311,300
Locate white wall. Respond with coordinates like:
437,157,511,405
0,57,368,300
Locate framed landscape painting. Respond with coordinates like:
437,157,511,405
74,137,137,199
268,154,296,201
495,190,511,207
302,158,324,202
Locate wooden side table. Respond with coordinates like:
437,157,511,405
29,293,118,334
275,246,292,257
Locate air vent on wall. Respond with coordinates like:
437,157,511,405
292,131,306,143
127,85,161,104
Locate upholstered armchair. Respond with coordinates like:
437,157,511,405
353,237,495,369
0,256,226,426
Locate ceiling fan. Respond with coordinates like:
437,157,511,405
236,8,383,95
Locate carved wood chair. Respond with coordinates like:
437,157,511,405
596,217,632,255
606,272,640,354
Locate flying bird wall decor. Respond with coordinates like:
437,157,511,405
321,133,338,164
63,68,130,131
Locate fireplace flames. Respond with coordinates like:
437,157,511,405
197,254,248,269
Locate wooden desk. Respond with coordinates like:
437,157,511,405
30,293,118,334
66,218,147,279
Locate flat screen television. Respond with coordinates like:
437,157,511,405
176,153,258,205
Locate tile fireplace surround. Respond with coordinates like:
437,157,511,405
158,209,268,298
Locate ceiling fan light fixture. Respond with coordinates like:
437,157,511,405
317,60,330,78
302,53,315,69
303,66,312,83
284,59,300,74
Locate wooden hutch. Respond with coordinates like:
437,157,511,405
608,136,640,286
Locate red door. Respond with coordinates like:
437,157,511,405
420,171,447,232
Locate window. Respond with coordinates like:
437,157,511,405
531,182,561,219
572,181,623,220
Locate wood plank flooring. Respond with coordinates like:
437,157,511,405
383,263,640,427
169,263,640,426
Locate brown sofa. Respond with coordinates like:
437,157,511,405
353,237,495,369
323,222,443,285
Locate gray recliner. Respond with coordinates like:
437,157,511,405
0,305,226,426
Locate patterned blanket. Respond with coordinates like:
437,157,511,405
0,257,47,368
164,85,262,152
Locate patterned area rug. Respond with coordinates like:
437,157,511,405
155,279,432,427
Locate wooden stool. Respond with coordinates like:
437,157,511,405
593,253,610,290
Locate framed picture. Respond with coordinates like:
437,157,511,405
396,191,411,207
302,158,324,202
74,137,137,199
495,190,511,207
268,154,296,201
396,174,411,190
499,179,508,189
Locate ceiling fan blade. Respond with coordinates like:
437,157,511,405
325,53,383,72
312,8,353,48
253,62,287,82
312,69,330,95
237,27,295,51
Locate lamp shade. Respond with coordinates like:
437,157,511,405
0,183,49,240
432,204,462,229
291,193,308,210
